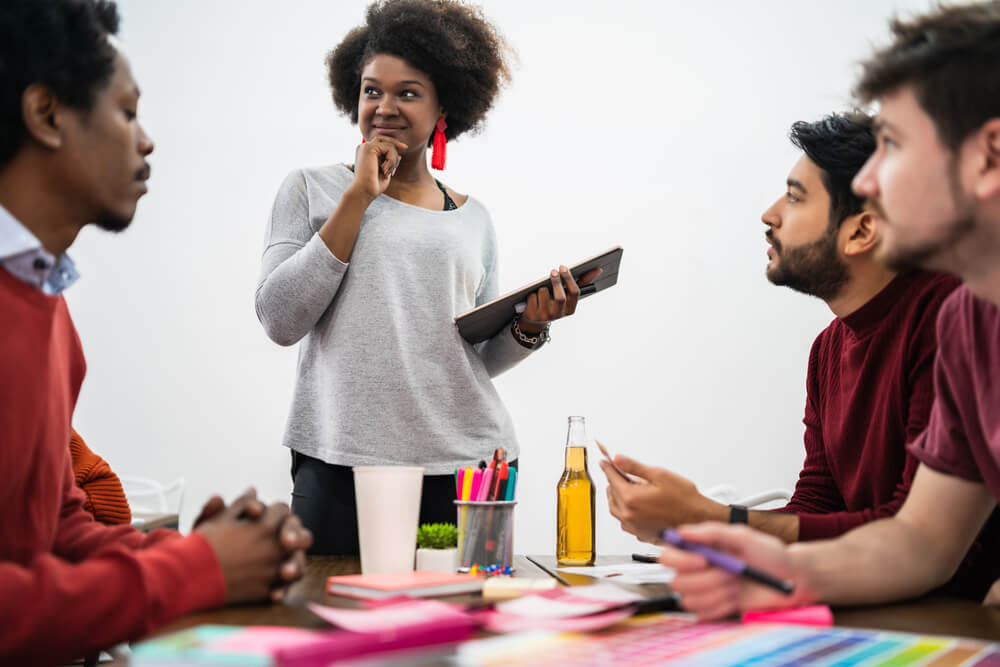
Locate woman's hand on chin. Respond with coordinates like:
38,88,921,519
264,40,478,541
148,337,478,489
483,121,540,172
351,135,408,201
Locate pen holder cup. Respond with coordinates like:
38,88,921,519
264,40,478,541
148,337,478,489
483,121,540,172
454,500,516,572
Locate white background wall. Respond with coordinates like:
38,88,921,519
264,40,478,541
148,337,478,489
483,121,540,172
67,0,931,556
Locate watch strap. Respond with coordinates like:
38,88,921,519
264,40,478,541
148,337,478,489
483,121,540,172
729,504,749,524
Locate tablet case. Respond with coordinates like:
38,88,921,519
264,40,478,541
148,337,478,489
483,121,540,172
455,246,623,344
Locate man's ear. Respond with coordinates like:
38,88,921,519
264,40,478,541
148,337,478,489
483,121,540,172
20,84,63,151
842,210,879,257
973,118,1000,201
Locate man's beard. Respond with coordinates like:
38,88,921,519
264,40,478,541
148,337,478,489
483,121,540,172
873,159,975,273
766,226,850,302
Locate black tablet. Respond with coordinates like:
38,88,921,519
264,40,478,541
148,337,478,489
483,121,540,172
455,246,623,344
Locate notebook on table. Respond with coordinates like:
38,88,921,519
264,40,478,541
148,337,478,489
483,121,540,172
326,569,483,599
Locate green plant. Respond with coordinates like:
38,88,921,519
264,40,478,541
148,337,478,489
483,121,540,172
416,522,458,549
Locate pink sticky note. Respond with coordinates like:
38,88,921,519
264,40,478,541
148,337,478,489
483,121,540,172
742,605,833,626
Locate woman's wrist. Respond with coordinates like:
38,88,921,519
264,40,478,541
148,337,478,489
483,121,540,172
516,318,546,335
343,182,377,207
318,184,375,262
511,316,550,349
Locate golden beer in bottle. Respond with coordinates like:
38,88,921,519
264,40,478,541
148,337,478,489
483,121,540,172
557,416,596,565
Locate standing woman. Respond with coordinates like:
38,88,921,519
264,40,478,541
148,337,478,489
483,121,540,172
256,0,595,554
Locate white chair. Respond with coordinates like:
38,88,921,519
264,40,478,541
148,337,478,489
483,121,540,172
702,484,792,510
120,476,185,526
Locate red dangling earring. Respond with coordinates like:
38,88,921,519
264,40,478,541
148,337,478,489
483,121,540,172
431,117,447,170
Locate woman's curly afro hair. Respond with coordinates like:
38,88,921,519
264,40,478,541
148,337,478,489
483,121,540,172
327,0,512,144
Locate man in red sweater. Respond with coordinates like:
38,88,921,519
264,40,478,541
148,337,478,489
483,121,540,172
0,1,311,663
601,112,1000,598
663,1,1000,619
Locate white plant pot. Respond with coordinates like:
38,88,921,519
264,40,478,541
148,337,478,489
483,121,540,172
415,547,459,573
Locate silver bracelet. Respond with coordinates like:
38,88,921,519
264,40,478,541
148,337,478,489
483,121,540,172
511,316,550,349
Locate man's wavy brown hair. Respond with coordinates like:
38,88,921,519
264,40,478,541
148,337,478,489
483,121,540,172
855,1,1000,150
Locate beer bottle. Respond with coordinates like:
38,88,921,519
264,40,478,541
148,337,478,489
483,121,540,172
557,416,595,565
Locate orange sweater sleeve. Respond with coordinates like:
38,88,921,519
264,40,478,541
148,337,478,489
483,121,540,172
69,429,131,525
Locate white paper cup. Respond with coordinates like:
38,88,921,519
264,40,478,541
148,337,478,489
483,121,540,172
353,466,424,574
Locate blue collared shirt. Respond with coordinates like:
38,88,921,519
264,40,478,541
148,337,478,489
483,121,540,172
0,203,79,294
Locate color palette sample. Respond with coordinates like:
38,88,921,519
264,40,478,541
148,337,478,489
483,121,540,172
455,613,1000,666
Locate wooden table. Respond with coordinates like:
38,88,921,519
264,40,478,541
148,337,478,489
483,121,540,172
148,554,1000,639
124,553,1000,663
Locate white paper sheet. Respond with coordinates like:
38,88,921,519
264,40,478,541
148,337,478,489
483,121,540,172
556,562,675,585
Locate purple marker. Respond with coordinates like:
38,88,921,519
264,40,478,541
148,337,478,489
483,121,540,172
662,529,795,595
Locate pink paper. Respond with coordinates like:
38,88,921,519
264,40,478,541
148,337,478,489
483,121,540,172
477,583,642,634
478,607,634,633
742,605,833,626
308,599,468,633
210,626,326,654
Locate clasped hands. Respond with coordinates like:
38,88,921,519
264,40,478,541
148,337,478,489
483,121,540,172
193,488,312,604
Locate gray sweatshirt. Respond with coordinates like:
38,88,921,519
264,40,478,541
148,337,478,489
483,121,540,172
256,164,531,474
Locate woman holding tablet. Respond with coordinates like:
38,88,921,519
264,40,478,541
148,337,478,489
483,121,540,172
256,0,596,554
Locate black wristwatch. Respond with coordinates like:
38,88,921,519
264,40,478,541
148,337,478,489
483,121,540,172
729,504,749,524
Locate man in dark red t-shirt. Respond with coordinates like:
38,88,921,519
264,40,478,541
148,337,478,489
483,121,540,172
661,2,1000,619
601,113,1000,598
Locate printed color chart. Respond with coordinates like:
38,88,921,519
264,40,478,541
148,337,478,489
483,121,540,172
456,613,1000,666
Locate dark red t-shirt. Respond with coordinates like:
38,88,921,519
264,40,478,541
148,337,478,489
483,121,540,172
910,286,1000,498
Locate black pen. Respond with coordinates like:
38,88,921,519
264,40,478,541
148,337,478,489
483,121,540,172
514,279,598,313
525,555,571,586
631,553,659,564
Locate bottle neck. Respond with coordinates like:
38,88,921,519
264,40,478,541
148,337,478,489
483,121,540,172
565,416,587,448
564,444,589,471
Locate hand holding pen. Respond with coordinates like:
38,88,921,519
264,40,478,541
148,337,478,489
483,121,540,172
658,523,814,621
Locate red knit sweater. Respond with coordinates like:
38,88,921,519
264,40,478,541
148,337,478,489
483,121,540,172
0,268,225,665
779,270,1000,597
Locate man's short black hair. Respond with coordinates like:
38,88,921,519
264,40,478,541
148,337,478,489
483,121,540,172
0,0,120,167
789,113,876,229
855,1,1000,151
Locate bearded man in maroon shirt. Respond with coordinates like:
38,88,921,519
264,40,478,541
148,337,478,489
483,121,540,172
602,111,1000,600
